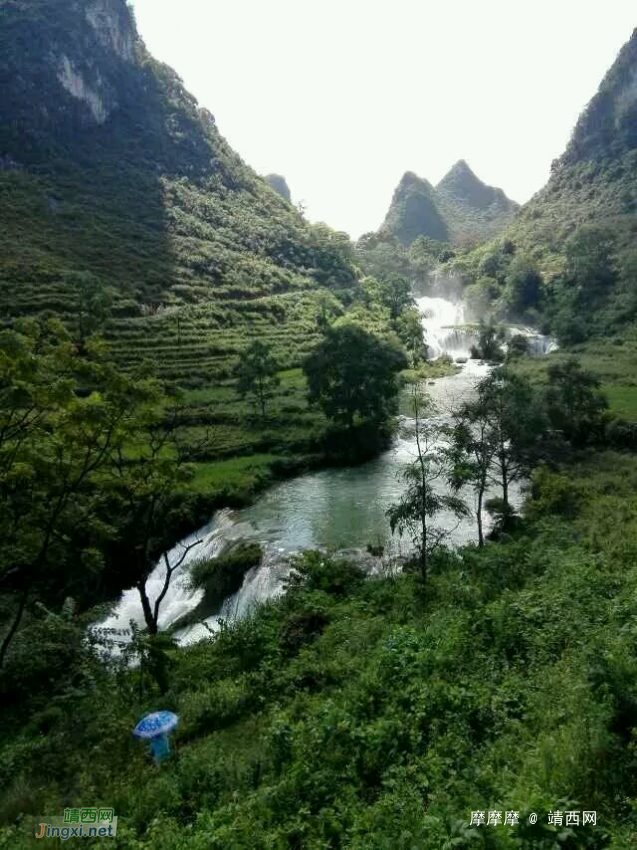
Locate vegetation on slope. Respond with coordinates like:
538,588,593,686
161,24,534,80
0,0,358,383
449,29,637,339
375,161,518,251
0,0,441,528
1,334,637,846
264,174,292,202
1,312,637,847
3,6,637,848
435,160,519,246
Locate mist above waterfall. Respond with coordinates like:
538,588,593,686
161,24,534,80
416,267,464,303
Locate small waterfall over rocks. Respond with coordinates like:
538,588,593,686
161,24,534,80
506,326,559,356
175,546,293,646
98,510,236,644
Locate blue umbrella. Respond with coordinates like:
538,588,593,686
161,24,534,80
133,711,179,740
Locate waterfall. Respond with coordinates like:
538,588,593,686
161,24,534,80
506,326,559,355
175,551,292,646
415,295,475,360
98,509,237,643
414,295,558,361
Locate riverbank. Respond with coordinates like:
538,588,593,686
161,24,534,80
101,290,565,645
169,360,460,542
4,330,637,845
4,425,637,847
99,358,496,645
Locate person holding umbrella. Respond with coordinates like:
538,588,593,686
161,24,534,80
133,711,179,764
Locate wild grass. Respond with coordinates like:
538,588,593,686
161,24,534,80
3,444,637,846
513,323,637,422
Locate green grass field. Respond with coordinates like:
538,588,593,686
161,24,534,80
513,322,637,422
177,359,457,505
172,368,326,503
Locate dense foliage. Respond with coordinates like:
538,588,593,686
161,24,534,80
450,30,637,340
3,438,637,846
3,315,636,848
2,6,637,848
304,324,407,429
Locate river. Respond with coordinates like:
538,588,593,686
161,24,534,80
100,297,555,647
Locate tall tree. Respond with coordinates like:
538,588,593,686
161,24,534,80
0,321,154,669
472,368,546,522
234,341,281,420
304,323,407,429
387,386,469,581
65,271,114,349
502,255,543,317
396,308,427,367
545,358,608,447
378,273,413,321
472,320,505,361
449,401,497,547
104,398,210,636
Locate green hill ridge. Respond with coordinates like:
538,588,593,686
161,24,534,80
456,28,637,339
381,161,518,247
503,26,637,271
264,173,292,202
0,0,357,384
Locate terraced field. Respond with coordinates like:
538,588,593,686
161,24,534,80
0,161,357,384
106,291,335,383
0,0,358,383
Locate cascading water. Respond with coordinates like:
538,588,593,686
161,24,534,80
415,296,474,361
101,295,556,649
506,326,559,355
98,510,235,643
416,294,558,361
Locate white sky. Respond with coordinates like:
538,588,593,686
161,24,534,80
130,1,635,238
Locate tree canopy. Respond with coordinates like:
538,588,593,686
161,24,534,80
304,324,407,429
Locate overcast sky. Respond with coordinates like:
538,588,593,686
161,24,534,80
130,1,635,238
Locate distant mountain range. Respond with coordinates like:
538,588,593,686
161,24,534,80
1,0,635,364
381,161,519,247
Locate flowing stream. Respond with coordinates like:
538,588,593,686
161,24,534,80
101,297,556,647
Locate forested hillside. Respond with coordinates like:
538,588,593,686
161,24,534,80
355,162,519,293
2,7,637,848
455,29,637,340
510,25,637,264
0,0,357,383
0,0,432,557
379,162,518,248
264,174,292,202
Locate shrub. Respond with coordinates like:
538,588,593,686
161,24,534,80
179,677,253,740
279,603,330,655
284,552,366,596
188,542,263,614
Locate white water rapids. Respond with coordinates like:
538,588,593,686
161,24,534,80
416,295,558,361
100,296,557,647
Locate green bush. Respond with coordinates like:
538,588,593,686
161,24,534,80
285,551,366,596
180,543,263,625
